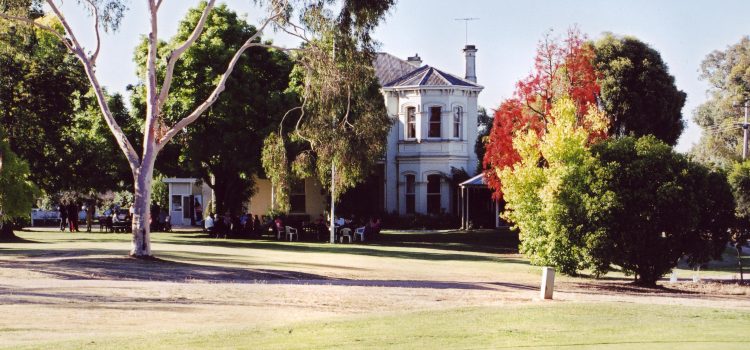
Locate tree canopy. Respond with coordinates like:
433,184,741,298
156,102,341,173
132,3,295,215
0,128,39,239
483,28,603,199
0,10,130,194
594,33,686,145
692,36,750,167
261,9,391,212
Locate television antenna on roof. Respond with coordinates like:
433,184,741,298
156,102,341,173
455,18,479,45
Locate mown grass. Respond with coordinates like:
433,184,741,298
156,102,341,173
15,303,749,350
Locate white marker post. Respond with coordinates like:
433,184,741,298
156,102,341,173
540,267,555,300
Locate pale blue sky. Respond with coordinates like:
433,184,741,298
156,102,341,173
59,0,750,152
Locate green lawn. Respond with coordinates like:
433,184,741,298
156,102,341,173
1,228,748,349
16,303,750,350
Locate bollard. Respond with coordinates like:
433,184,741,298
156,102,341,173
540,266,555,300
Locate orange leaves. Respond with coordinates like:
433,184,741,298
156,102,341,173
483,27,603,200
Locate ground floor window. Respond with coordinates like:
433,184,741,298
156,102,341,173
290,180,306,213
405,174,416,214
427,174,441,214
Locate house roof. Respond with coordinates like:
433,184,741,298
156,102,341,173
459,173,488,188
373,52,482,89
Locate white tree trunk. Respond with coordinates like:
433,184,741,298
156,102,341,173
130,152,156,257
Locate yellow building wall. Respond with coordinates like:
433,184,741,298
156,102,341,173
248,176,327,219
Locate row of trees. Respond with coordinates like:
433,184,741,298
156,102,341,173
482,29,746,285
0,0,395,254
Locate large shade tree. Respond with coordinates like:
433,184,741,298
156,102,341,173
692,36,750,167
0,4,130,194
594,33,686,145
0,128,39,240
131,3,295,215
0,0,395,257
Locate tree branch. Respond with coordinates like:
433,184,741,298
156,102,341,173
84,0,101,64
43,0,141,170
156,13,288,148
156,0,217,111
0,12,76,52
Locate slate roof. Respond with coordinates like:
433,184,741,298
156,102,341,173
373,52,482,89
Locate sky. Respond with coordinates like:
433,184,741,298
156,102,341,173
58,0,750,153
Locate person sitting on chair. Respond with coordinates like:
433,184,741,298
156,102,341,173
204,213,216,236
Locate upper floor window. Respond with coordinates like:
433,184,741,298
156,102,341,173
428,106,441,138
453,106,463,138
405,174,416,214
406,107,416,139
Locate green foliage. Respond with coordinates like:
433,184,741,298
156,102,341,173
260,133,290,213
150,173,168,210
474,107,492,173
692,36,750,167
728,161,750,242
594,33,686,145
501,98,733,284
131,2,295,214
589,136,733,284
0,13,131,194
500,98,609,275
261,1,393,208
0,129,39,220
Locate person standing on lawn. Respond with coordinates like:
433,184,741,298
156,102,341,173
67,202,79,232
58,201,68,232
85,200,96,232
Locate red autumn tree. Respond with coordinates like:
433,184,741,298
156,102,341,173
483,28,601,199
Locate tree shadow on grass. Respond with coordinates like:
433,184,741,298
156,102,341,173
0,251,330,282
155,237,528,265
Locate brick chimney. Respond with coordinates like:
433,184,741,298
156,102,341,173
463,45,477,83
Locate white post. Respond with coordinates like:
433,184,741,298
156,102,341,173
459,186,464,230
330,162,336,243
494,200,500,228
540,267,555,300
466,188,470,230
744,102,748,160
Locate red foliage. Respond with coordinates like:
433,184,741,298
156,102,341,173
483,99,543,199
483,27,602,200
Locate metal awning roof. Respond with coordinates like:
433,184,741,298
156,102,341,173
459,173,487,188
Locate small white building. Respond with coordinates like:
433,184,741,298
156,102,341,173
163,178,213,226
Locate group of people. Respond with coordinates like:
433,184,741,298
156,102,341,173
204,211,263,238
57,201,97,232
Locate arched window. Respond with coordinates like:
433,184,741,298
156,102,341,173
428,106,441,138
453,106,463,139
426,174,441,214
405,174,416,214
406,107,416,139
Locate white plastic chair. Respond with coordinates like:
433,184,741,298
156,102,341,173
339,228,352,243
354,226,366,242
285,226,298,241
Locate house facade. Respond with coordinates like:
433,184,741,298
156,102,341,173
377,45,483,215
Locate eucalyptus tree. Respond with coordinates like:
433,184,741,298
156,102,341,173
0,0,395,257
131,3,295,215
